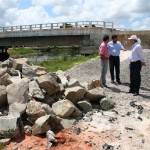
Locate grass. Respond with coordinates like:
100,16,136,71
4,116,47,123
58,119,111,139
33,54,98,72
0,143,5,150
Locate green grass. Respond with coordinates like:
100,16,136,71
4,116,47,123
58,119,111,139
0,143,5,150
33,54,98,72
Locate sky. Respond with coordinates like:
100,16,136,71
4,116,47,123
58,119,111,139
0,0,150,30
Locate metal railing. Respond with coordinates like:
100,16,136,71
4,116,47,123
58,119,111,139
0,21,113,33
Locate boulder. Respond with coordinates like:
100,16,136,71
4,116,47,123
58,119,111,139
32,115,61,135
70,107,82,118
64,86,86,104
100,98,115,111
22,64,37,78
26,100,54,122
77,101,93,112
13,58,31,71
44,94,55,107
1,58,15,68
9,102,27,115
0,85,7,107
67,79,81,87
52,100,76,118
88,80,104,90
60,119,76,129
6,82,29,105
7,76,22,84
0,138,11,145
84,87,105,103
0,113,24,139
29,80,45,100
46,130,57,148
10,68,18,76
0,67,9,78
0,73,12,86
37,74,60,96
31,65,48,76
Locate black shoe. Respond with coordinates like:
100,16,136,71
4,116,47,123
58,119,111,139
111,80,115,84
117,81,122,84
104,84,108,88
133,93,139,96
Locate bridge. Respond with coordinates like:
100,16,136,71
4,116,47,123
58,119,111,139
0,21,114,48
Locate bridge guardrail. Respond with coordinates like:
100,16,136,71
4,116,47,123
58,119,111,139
0,21,114,33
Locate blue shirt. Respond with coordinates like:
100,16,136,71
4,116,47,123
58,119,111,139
108,41,124,56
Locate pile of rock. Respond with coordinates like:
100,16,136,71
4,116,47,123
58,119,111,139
0,57,114,146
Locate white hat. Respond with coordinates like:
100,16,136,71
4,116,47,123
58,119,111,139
128,35,138,40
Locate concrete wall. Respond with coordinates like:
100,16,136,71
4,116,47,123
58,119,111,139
0,28,112,47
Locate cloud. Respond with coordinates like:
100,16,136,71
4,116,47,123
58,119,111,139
0,0,149,30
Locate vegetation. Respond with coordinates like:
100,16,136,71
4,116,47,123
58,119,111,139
33,54,98,72
0,143,5,150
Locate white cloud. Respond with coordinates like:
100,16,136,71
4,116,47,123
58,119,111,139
0,0,149,30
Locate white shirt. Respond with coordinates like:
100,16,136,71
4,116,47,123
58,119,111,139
128,42,144,62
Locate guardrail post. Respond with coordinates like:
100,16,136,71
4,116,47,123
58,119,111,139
40,24,42,30
51,23,53,29
75,22,78,28
20,26,22,31
63,23,66,29
103,22,106,29
30,25,32,31
89,21,92,28
112,22,114,29
11,26,13,32
3,27,5,32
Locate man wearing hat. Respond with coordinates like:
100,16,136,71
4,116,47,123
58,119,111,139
128,35,146,96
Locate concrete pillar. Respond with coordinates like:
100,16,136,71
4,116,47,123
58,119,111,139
63,23,66,29
51,23,53,29
30,25,32,31
20,26,22,31
11,27,13,32
40,24,42,30
103,22,106,29
75,22,78,28
89,21,92,28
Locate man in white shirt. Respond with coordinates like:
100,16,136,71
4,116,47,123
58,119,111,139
128,35,146,96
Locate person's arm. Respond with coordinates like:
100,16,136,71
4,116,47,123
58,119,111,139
119,42,127,51
99,45,108,60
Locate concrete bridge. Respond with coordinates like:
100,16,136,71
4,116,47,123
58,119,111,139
0,21,114,48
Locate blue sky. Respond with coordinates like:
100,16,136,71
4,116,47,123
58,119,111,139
0,0,150,30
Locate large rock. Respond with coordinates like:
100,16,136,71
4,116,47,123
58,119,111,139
7,76,22,84
70,107,82,118
9,102,27,115
52,100,76,118
22,64,37,78
0,67,9,78
64,86,86,104
10,68,18,76
0,113,24,139
31,65,48,76
100,98,115,111
26,100,54,122
44,94,55,107
60,119,76,129
67,79,81,87
88,80,104,90
6,82,29,105
84,87,105,103
13,58,31,71
32,115,61,135
77,101,93,112
29,80,45,100
1,58,15,68
0,73,11,86
0,85,7,107
37,74,60,96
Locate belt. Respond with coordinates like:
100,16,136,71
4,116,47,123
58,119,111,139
130,60,141,63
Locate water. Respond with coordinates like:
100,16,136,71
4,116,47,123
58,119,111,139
27,49,81,62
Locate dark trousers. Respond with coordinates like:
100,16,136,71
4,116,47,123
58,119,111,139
130,61,142,93
109,55,120,82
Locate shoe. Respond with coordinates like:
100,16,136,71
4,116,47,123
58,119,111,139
111,80,115,84
133,93,139,96
126,91,134,94
104,84,108,88
117,81,122,84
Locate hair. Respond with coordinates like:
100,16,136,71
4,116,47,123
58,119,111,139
103,35,109,42
112,34,118,39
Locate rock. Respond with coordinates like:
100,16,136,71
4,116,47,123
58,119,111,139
24,125,32,136
70,107,82,118
0,85,7,107
67,79,81,87
59,83,65,93
64,86,86,104
60,119,76,129
7,76,22,84
0,112,3,116
10,68,18,76
84,87,105,103
46,130,57,148
0,67,9,78
0,138,11,145
1,58,15,68
13,58,31,71
32,115,61,135
0,73,12,86
22,64,37,78
29,80,45,100
37,74,60,96
100,98,115,111
88,80,104,90
52,100,76,118
26,100,54,122
56,70,70,86
73,127,81,135
31,65,48,76
9,102,27,115
6,82,29,105
0,113,24,139
44,94,55,107
77,101,93,112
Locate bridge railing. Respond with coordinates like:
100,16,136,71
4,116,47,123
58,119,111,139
0,21,114,33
